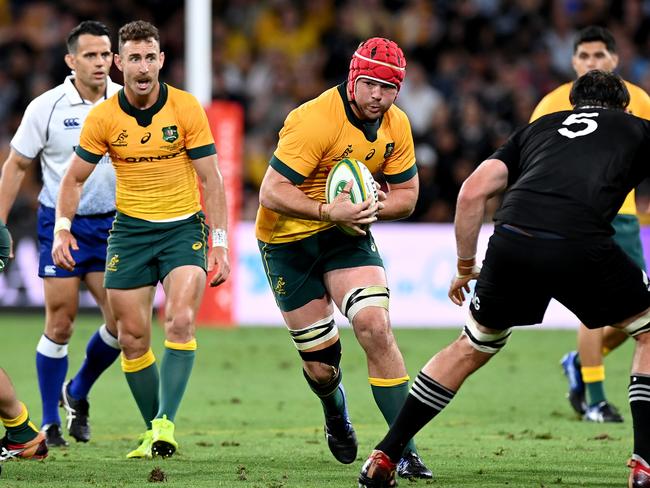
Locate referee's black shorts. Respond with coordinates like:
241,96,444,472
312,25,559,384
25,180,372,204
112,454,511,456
470,225,650,330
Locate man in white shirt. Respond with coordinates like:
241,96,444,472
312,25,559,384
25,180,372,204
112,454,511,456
0,21,121,447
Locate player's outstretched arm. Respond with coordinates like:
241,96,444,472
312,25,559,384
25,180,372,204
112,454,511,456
51,155,96,271
0,150,33,257
192,154,230,287
449,158,508,306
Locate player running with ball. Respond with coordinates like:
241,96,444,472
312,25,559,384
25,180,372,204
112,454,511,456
256,37,431,479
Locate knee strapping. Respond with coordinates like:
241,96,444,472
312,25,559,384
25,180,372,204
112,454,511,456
624,309,650,337
341,286,389,322
300,338,343,397
463,314,511,354
289,315,338,351
299,338,342,368
303,366,342,397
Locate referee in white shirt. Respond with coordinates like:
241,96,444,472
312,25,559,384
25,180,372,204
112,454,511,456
0,21,121,447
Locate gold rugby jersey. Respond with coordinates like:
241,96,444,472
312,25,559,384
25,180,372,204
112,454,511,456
530,80,650,216
256,84,417,244
76,83,216,221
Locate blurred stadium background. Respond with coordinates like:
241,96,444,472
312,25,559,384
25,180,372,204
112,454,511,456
0,3,644,485
2,0,650,325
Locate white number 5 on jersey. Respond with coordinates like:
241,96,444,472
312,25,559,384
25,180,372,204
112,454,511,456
558,112,599,139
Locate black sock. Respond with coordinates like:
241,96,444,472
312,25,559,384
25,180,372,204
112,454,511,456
630,375,650,463
376,371,455,462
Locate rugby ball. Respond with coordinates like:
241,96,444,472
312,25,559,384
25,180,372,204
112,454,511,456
325,158,378,235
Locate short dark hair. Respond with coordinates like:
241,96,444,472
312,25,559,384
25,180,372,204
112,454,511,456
569,70,629,110
66,21,110,54
573,25,617,54
118,20,160,52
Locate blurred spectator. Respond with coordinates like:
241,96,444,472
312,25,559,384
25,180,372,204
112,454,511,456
253,0,321,63
396,61,443,141
408,143,452,223
3,0,650,226
544,2,577,78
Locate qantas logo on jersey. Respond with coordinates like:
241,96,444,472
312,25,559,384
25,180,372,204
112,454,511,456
111,130,129,147
63,118,80,128
124,148,186,163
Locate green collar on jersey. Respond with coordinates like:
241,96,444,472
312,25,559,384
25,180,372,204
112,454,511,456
337,83,382,143
118,82,168,127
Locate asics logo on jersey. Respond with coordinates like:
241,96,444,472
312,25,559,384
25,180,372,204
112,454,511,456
365,149,375,160
141,132,151,144
63,118,80,128
111,130,129,147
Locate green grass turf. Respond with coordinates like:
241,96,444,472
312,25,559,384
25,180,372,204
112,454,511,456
0,314,636,487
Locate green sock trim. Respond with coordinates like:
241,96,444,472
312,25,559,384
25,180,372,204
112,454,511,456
6,420,39,444
157,348,195,421
125,363,160,429
586,381,606,406
371,383,417,455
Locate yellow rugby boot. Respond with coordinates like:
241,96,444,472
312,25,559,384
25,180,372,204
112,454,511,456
151,415,177,458
126,430,152,459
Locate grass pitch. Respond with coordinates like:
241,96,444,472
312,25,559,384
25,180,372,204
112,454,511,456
0,314,635,487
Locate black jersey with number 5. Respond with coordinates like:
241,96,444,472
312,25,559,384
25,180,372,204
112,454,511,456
492,107,650,239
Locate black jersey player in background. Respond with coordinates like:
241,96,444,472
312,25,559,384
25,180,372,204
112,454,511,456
358,70,650,488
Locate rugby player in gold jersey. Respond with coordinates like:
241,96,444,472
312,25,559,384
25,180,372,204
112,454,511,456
52,20,229,459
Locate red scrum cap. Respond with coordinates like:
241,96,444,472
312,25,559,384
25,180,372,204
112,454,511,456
347,37,406,101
